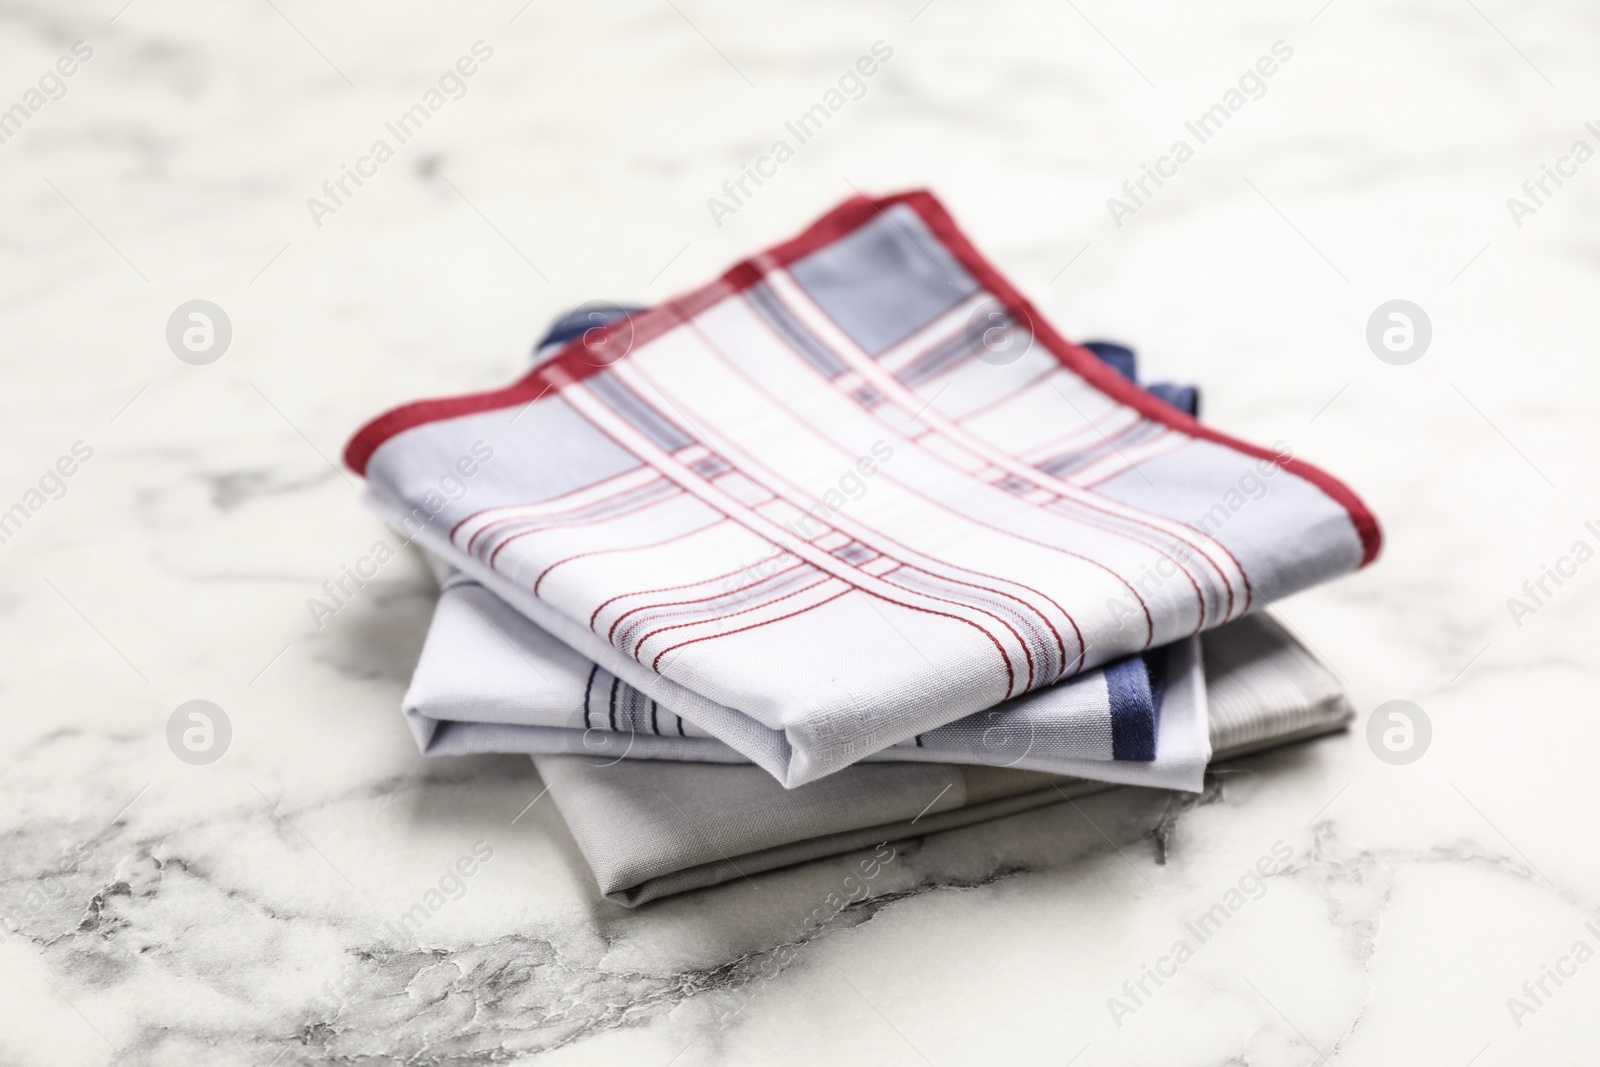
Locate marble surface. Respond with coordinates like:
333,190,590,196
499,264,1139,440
3,0,1598,1063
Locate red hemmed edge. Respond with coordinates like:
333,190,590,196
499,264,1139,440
343,190,1382,567
886,191,1383,567
342,194,889,478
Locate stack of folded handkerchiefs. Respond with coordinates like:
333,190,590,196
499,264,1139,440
345,191,1379,906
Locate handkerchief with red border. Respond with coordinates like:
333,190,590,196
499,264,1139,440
346,190,1379,787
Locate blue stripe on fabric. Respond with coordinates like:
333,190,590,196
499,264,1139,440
528,315,1199,764
1104,654,1157,761
1078,339,1188,760
534,304,646,354
1081,340,1137,383
1144,644,1168,724
1081,339,1200,418
1146,383,1199,417
581,664,597,729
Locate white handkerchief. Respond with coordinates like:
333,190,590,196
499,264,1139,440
348,191,1378,785
403,569,1211,791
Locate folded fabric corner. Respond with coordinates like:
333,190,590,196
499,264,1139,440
349,190,1378,787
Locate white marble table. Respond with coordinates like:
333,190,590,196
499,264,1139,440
3,1,1596,1063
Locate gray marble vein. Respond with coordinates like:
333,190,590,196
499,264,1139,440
3,0,1597,1063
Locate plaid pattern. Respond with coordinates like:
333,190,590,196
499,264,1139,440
349,191,1378,787
399,324,1206,781
535,613,1351,907
402,571,1206,785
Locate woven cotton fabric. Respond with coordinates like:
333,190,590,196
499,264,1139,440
533,612,1351,906
399,320,1207,780
348,190,1379,787
402,570,1207,787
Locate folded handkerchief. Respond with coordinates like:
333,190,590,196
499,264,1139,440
533,613,1350,906
347,190,1378,787
399,329,1212,786
402,571,1212,789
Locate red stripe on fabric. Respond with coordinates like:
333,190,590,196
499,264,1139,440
953,362,1063,425
757,268,1230,629
649,585,1018,704
448,464,650,545
651,324,1084,671
530,516,729,597
880,191,1381,567
485,488,682,568
841,208,1261,613
584,368,1045,687
1078,432,1188,488
1017,406,1142,463
343,196,891,476
650,587,855,672
562,375,1026,692
632,576,834,659
344,189,1379,567
872,566,1043,689
609,559,812,645
674,313,1127,654
718,287,1166,649
459,473,663,553
587,548,795,631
